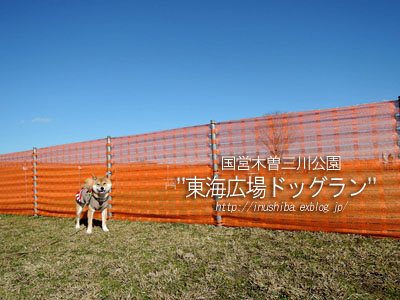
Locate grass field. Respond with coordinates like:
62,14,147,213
0,215,399,300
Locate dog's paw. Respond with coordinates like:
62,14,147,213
102,226,109,232
75,224,80,230
86,229,92,234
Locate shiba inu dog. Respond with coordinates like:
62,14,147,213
75,173,112,234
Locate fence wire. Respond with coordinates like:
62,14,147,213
0,100,399,237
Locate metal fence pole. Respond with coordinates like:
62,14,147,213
107,136,113,217
396,97,400,153
33,147,38,216
210,120,222,226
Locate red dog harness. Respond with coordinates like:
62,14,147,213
75,189,92,203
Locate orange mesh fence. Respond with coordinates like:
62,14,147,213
0,150,33,216
110,125,215,225
36,140,107,218
214,100,400,238
0,100,399,238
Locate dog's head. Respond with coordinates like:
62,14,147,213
91,173,112,195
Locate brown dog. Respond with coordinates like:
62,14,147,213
75,173,112,234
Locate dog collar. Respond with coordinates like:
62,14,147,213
91,192,108,202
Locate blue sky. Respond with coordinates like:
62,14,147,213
1,0,399,154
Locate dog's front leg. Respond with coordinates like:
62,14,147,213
75,202,84,229
102,208,109,232
87,205,95,234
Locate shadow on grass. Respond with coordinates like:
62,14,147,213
79,218,103,228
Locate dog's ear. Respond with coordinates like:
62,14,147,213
92,174,97,180
105,172,111,179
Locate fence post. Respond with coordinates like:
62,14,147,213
107,136,113,217
33,147,38,216
210,120,222,226
397,97,400,151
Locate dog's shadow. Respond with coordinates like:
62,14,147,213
79,212,103,228
79,218,103,228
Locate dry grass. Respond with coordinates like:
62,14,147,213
0,214,399,300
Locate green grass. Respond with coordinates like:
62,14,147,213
0,214,399,300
